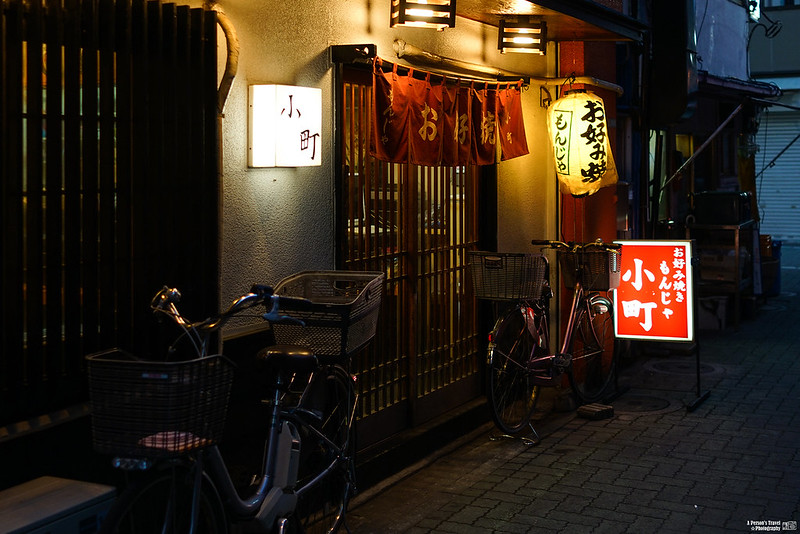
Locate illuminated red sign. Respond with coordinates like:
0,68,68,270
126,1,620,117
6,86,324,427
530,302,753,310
613,240,695,342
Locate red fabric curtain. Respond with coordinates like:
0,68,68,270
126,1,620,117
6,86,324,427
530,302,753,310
408,74,443,165
470,83,497,166
371,59,527,166
372,62,410,163
497,81,529,161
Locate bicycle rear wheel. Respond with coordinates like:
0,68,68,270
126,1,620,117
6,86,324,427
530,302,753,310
292,364,355,534
486,304,544,434
100,465,227,534
568,296,617,404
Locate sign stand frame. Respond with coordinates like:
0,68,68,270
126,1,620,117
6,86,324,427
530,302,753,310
686,246,711,412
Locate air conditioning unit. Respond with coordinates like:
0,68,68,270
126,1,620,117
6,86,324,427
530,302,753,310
0,476,115,534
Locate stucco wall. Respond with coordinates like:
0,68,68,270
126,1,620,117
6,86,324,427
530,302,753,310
750,7,800,78
192,1,558,321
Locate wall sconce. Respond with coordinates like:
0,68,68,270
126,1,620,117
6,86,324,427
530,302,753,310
547,90,618,197
248,84,322,168
391,0,456,30
498,18,546,54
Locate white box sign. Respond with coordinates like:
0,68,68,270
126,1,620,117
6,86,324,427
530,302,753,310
248,84,322,167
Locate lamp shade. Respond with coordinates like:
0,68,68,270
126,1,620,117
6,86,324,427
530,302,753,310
547,90,618,197
498,19,546,54
391,0,456,30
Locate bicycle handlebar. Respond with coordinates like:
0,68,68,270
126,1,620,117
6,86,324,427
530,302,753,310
530,238,621,252
150,284,311,357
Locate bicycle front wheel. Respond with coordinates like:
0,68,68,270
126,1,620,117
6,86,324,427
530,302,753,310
293,364,355,534
568,295,617,404
486,304,543,434
100,466,227,534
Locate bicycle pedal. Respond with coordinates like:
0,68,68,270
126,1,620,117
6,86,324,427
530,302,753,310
577,403,614,420
553,353,571,371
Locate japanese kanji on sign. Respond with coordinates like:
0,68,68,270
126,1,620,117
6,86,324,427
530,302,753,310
371,58,528,166
546,90,618,197
613,240,695,342
248,84,322,167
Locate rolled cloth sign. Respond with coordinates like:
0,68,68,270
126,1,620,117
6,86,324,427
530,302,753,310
497,81,530,161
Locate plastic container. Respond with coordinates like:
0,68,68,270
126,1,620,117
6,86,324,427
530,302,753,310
468,251,548,301
558,248,621,291
762,240,782,297
86,350,235,458
272,271,384,358
698,296,727,330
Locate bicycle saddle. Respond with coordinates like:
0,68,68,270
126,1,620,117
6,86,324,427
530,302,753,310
256,344,318,374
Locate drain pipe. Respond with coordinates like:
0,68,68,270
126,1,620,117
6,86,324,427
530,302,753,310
205,1,239,329
205,1,239,114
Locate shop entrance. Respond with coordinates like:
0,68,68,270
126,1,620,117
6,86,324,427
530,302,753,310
337,66,483,448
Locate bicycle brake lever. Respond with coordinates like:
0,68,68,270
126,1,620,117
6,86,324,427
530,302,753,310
152,286,181,310
250,284,274,298
262,298,305,326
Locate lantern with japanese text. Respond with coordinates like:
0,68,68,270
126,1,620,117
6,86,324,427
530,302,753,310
547,90,618,197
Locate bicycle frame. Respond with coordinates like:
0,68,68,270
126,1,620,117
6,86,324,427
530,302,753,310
523,238,617,381
135,362,356,533
98,284,362,533
84,275,383,534
481,240,618,438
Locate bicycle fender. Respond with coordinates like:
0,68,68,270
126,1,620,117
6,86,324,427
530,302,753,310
589,294,612,315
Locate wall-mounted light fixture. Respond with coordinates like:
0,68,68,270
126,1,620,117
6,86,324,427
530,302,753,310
547,90,618,197
248,84,322,168
498,18,546,54
391,0,456,30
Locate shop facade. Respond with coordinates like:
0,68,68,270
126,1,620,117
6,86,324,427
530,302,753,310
204,0,645,450
1,0,778,487
750,2,800,244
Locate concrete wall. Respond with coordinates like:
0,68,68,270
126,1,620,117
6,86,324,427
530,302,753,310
750,6,800,77
189,1,558,322
696,0,751,80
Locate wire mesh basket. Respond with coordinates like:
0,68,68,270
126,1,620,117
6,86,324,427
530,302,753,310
468,251,548,301
86,349,234,458
272,271,384,358
558,248,621,291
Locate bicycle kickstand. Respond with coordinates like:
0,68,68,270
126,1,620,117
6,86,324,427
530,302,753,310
524,423,541,446
489,425,540,446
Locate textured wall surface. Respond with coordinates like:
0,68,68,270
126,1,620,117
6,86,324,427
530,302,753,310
191,1,558,329
696,0,750,80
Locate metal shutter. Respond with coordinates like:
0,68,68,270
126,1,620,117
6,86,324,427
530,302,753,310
756,110,800,243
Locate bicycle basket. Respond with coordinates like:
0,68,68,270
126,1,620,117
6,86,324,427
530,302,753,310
86,350,234,459
272,271,384,358
558,248,621,291
468,251,548,301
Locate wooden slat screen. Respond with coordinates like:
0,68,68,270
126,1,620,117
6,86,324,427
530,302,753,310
340,67,481,446
0,0,219,427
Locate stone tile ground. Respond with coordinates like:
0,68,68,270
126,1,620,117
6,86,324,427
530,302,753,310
347,246,800,533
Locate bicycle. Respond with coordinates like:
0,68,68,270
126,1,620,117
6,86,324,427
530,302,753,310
86,270,384,534
469,239,621,439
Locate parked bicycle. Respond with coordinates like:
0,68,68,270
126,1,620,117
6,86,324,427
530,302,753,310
87,271,384,533
469,239,621,439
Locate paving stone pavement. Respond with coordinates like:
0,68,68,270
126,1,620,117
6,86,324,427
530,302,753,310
346,246,800,533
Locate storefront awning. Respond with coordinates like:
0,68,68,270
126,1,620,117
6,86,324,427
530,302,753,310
697,71,782,100
457,0,646,43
